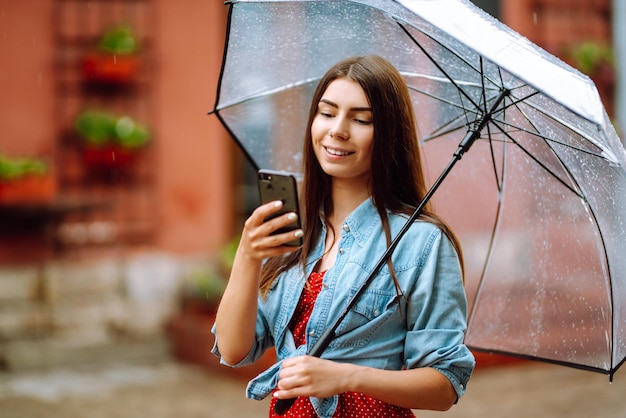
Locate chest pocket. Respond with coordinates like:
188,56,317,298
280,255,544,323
332,286,398,348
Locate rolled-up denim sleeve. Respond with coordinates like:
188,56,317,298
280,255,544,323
403,229,475,399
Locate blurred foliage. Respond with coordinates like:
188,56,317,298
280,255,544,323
184,266,227,303
74,110,150,149
183,238,239,306
566,42,615,76
218,237,239,274
98,24,139,55
0,154,48,181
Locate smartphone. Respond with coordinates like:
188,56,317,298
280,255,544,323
257,169,303,247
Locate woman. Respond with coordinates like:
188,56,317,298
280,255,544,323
213,55,475,417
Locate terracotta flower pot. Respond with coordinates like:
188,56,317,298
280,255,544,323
82,145,138,168
167,311,277,381
0,174,57,204
82,52,139,84
472,351,527,369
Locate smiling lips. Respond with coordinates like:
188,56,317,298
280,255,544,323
324,146,354,157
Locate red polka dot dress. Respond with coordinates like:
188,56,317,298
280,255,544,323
269,270,415,418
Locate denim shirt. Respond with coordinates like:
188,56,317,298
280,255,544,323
212,198,475,417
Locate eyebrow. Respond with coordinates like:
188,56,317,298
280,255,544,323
319,99,372,112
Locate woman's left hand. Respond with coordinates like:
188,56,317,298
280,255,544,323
274,355,352,399
274,355,458,411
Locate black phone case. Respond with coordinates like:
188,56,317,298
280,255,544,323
257,170,302,246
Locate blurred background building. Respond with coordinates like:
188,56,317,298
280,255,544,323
0,0,621,372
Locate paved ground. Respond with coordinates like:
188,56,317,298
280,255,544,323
0,354,624,418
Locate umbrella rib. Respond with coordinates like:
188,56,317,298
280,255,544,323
418,89,514,147
504,88,615,161
405,83,483,115
396,21,482,111
485,119,504,194
420,112,480,142
412,76,508,143
489,119,586,200
214,76,322,111
483,65,505,194
422,89,512,144
479,85,611,160
479,57,491,119
402,72,492,89
464,72,505,333
495,91,611,160
495,118,608,160
396,19,510,109
406,83,490,142
421,122,466,142
468,347,615,377
466,194,503,330
405,82,484,142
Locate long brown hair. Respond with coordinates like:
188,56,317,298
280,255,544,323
259,55,463,298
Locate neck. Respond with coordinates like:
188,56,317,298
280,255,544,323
328,177,371,228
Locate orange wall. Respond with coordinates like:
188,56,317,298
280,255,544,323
0,1,55,158
153,0,234,254
0,1,235,258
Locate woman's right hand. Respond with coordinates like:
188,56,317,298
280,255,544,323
215,200,302,365
238,200,303,261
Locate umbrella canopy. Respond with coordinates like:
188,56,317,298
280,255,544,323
212,0,626,379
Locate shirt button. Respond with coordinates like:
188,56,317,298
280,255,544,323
342,224,349,232
309,331,315,337
374,309,380,316
339,248,344,254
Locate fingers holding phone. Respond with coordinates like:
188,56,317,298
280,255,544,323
257,170,303,247
240,200,302,261
260,200,303,246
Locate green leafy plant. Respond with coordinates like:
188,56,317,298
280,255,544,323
218,237,239,275
74,110,150,149
566,42,615,76
0,154,48,181
180,238,239,311
184,266,227,304
98,24,139,55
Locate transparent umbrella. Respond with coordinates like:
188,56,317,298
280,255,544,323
211,0,626,383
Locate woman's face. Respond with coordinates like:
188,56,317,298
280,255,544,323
311,78,374,186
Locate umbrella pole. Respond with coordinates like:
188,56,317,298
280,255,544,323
274,89,509,415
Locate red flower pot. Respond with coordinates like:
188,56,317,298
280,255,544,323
82,52,139,84
82,145,138,168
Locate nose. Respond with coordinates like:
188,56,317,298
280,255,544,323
329,118,349,140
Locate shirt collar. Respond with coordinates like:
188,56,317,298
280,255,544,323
342,197,380,247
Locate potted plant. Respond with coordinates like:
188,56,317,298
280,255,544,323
74,109,151,168
0,154,56,203
82,23,140,83
167,261,227,369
